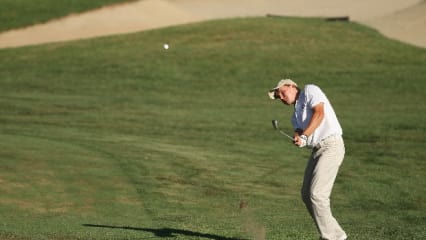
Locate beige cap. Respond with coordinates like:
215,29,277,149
267,79,297,99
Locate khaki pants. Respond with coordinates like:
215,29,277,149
301,135,347,240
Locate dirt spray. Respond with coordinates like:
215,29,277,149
239,199,266,240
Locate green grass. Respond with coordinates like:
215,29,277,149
0,0,136,32
0,17,425,239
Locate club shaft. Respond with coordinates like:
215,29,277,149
279,130,293,140
272,120,293,141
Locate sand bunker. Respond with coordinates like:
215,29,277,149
0,0,424,48
365,1,426,48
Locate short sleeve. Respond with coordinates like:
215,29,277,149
305,85,326,108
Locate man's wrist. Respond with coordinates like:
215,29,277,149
295,128,303,135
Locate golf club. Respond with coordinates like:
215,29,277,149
272,120,293,141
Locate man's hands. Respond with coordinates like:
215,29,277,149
293,130,307,148
293,133,308,148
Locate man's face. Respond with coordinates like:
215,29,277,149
276,85,296,105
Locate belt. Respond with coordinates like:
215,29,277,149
313,134,341,151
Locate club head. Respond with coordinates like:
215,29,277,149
272,120,279,130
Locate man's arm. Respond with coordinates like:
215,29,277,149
295,103,324,146
303,102,324,136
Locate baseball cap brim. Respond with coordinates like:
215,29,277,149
268,90,278,99
267,79,297,99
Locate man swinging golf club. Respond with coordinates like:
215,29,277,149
268,79,347,240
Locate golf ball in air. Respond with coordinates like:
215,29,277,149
163,44,169,50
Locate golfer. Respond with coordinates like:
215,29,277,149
268,79,347,240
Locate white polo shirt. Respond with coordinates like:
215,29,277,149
291,84,342,147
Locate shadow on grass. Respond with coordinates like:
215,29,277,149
83,224,247,240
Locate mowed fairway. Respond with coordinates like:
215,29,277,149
0,17,425,239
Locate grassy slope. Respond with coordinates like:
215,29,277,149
0,17,425,239
0,0,136,32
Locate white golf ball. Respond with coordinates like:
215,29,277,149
163,44,169,50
